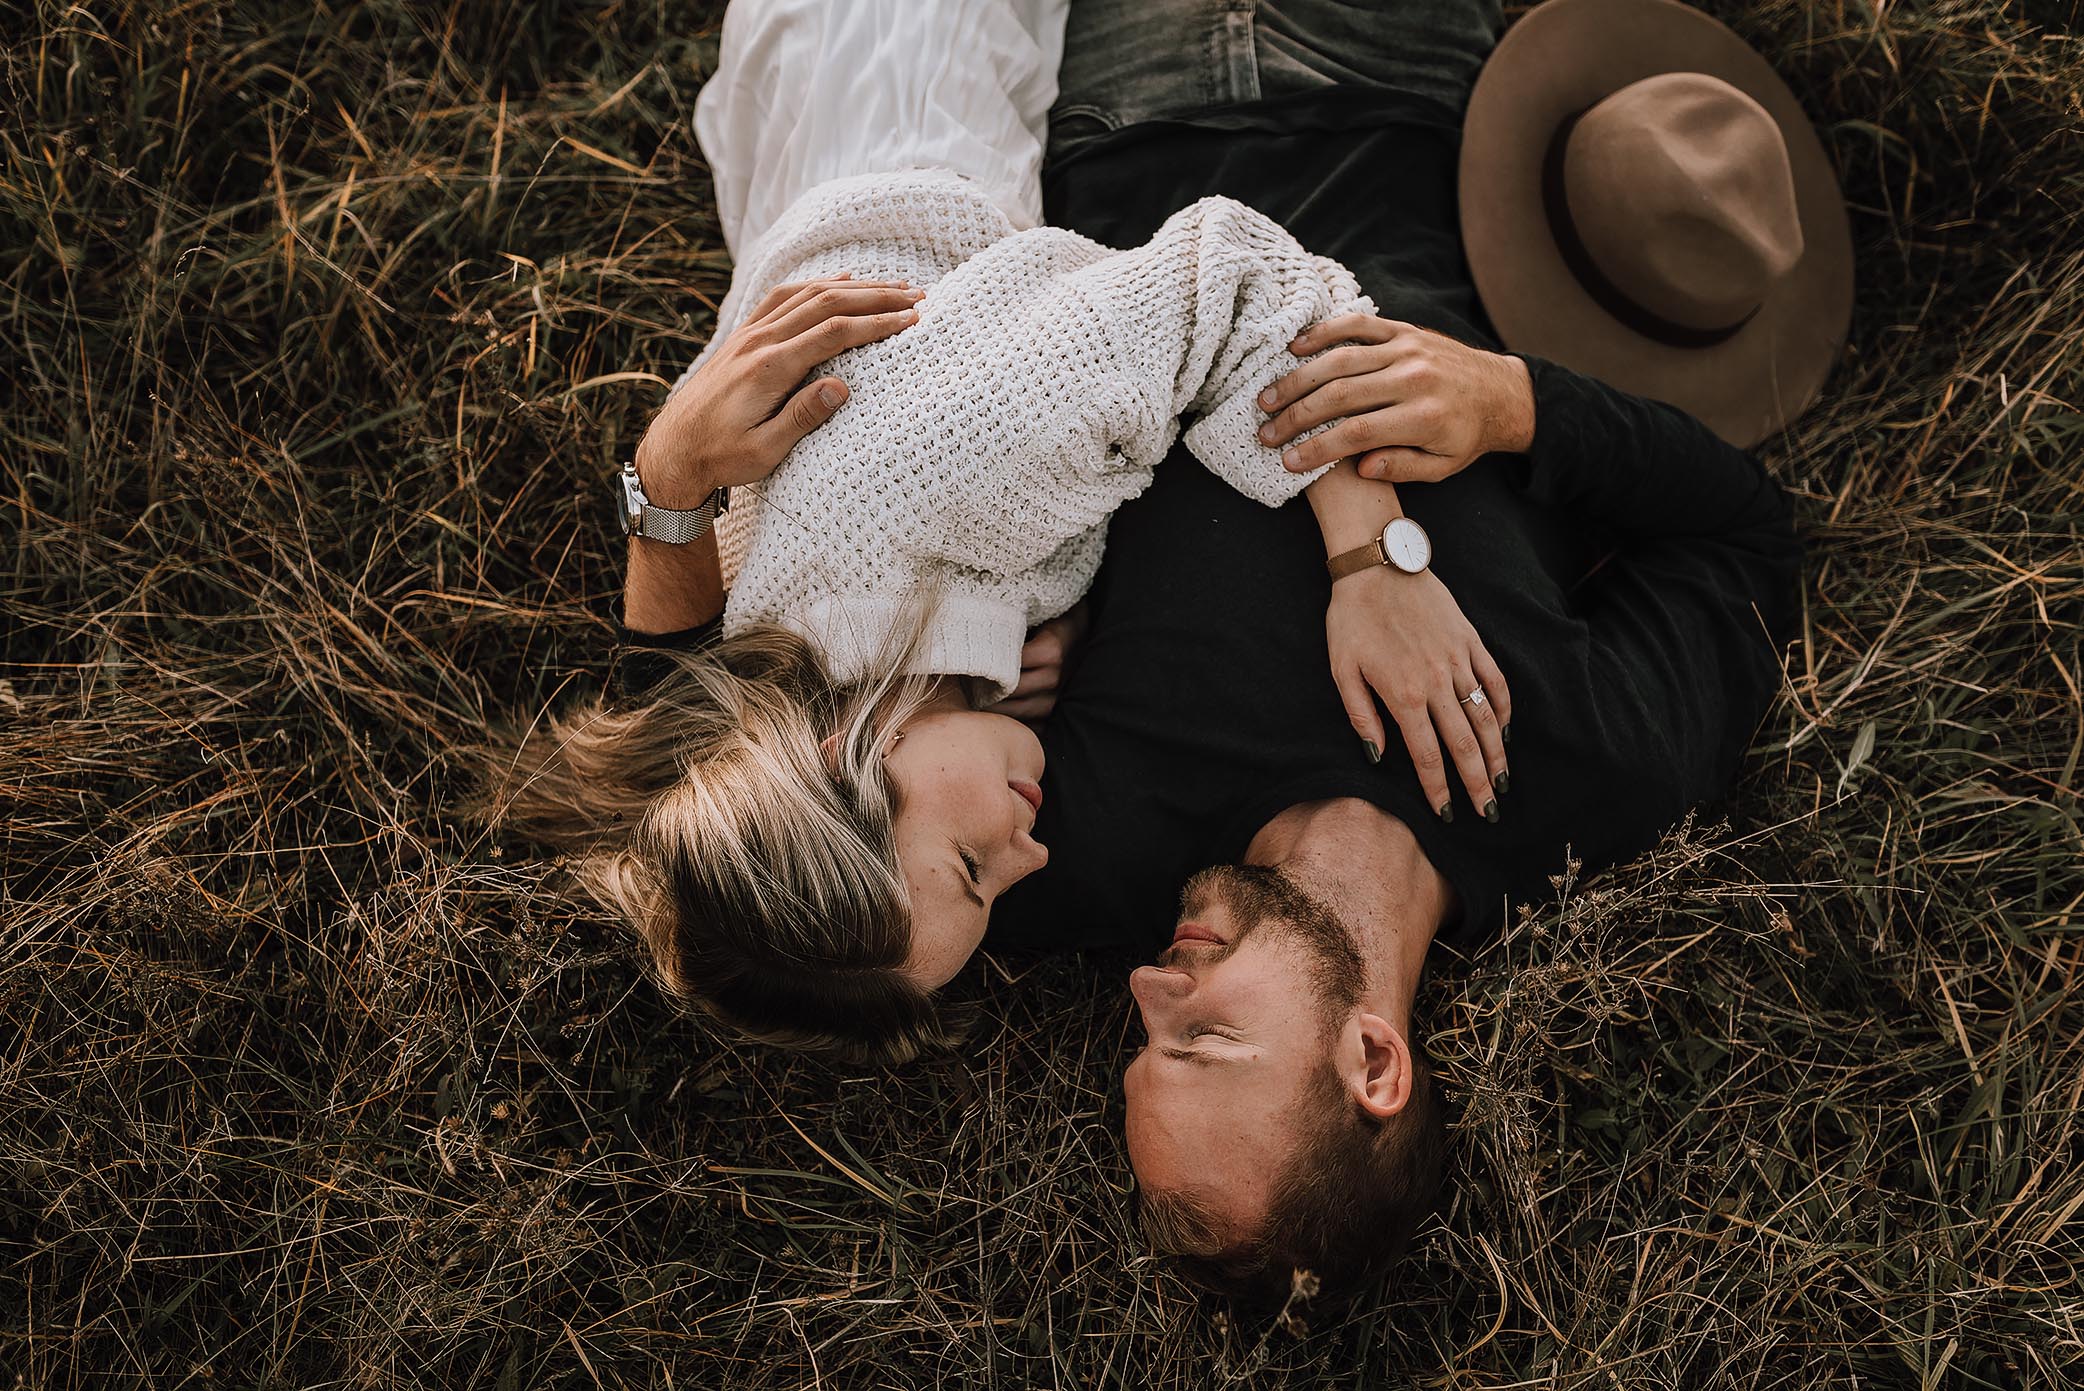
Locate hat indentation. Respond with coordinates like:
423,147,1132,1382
1544,72,1804,347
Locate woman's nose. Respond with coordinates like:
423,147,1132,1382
1128,965,1193,1011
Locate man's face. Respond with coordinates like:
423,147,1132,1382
1121,866,1362,1243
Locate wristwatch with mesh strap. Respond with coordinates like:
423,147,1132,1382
616,461,727,544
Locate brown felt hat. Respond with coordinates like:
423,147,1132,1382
1460,0,1854,447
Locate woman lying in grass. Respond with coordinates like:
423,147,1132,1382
502,0,1515,1061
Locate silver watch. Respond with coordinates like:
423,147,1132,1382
615,462,727,544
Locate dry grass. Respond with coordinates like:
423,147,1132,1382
4,0,2082,1386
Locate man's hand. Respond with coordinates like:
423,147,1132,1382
632,274,923,504
1327,566,1512,823
1258,313,1534,482
989,603,1091,722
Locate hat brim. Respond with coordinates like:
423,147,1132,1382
1459,0,1853,447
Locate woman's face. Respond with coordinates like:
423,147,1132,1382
883,706,1049,988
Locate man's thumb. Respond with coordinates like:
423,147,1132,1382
787,377,848,436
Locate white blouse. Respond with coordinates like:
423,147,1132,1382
680,1,1366,699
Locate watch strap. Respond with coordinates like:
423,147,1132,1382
1326,536,1389,582
635,489,724,544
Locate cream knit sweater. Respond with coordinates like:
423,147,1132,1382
675,168,1369,701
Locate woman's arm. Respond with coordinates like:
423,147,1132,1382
1259,311,1799,642
620,275,924,636
1304,463,1512,823
1054,195,1372,505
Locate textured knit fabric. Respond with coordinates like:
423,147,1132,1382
986,89,1799,953
692,0,1067,348
677,168,1370,701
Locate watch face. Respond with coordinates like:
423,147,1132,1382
1382,517,1431,573
617,468,643,536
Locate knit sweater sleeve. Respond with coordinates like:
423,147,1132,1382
718,182,1370,702
1060,195,1374,505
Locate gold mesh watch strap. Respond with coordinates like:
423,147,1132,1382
1326,536,1388,582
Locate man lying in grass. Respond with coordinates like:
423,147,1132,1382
994,0,1847,1297
522,0,1843,1301
505,0,1523,1063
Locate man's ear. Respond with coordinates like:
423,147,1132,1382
819,732,844,774
1348,1012,1413,1120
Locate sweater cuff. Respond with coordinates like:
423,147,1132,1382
1184,400,1332,507
793,593,1030,703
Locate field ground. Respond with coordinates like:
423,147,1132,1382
4,1,2083,1386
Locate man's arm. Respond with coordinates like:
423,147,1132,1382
615,275,924,641
1260,311,1801,813
1259,314,1790,561
623,529,727,636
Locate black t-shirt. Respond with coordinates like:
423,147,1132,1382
986,91,1800,954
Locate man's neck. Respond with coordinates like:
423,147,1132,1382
1242,799,1452,1031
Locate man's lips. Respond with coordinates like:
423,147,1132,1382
1010,779,1044,815
1171,921,1224,947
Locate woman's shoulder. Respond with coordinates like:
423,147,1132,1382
747,169,1020,288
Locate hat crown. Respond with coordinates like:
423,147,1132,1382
1558,72,1804,334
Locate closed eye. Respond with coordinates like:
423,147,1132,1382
958,849,982,887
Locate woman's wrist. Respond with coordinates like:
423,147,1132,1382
1305,460,1405,555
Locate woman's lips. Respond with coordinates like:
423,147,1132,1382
1171,921,1224,946
1010,779,1044,814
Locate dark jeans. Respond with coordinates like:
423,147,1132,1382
1047,0,1503,163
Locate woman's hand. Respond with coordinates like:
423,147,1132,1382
633,274,924,503
1327,566,1512,823
1259,313,1535,482
989,602,1091,722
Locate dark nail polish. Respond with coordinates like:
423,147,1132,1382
1493,770,1510,795
1437,803,1454,824
1363,739,1381,764
1502,723,1512,746
1483,799,1499,823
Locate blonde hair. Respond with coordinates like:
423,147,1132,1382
487,622,955,1064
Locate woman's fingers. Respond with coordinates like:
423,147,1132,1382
1003,659,1061,701
1472,646,1513,745
1456,657,1509,789
989,693,1056,720
1018,625,1068,674
1334,664,1389,765
1430,678,1499,821
1384,694,1454,821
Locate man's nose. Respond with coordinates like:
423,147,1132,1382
1128,964,1192,1012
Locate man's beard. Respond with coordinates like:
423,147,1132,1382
1172,864,1365,1014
